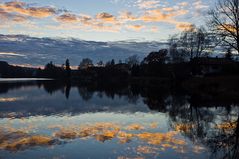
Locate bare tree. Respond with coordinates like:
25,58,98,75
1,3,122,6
79,58,93,69
208,0,239,54
169,34,189,63
169,25,218,61
168,43,187,63
125,55,140,67
143,49,168,64
180,26,209,59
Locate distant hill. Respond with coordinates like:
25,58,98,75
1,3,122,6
0,34,167,66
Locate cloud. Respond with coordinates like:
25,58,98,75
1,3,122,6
162,7,174,12
193,0,209,10
0,10,28,23
119,11,138,22
139,8,188,23
191,0,209,16
178,2,189,7
126,24,145,31
55,6,190,33
90,24,121,32
140,10,172,22
56,13,78,23
0,52,25,57
175,22,194,31
48,23,120,33
0,1,56,18
0,0,59,27
96,12,117,23
54,9,126,32
0,1,121,33
77,14,91,24
54,12,121,33
136,0,160,9
150,26,158,32
118,7,189,25
0,0,196,37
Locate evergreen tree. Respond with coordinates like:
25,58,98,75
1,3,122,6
65,59,71,78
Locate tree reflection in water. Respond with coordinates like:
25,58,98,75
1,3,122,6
0,81,239,159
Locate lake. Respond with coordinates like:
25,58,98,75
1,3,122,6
0,80,238,159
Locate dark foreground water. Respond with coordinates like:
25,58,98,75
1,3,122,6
0,80,238,159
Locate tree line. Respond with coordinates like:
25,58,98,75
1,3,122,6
0,0,238,80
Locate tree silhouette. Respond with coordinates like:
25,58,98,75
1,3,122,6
225,48,233,60
168,27,218,63
111,59,115,65
65,82,71,99
208,0,239,54
172,26,213,59
43,61,64,78
125,55,140,67
97,60,104,67
168,43,187,63
65,59,71,78
79,58,93,69
143,49,168,64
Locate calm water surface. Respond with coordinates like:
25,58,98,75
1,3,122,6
0,80,238,159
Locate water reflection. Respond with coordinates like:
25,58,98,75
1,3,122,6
0,81,238,159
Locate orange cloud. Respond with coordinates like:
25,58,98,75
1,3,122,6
89,23,121,32
53,16,121,33
176,22,195,31
56,13,78,23
54,7,191,33
55,12,121,32
150,26,159,32
96,12,117,23
139,9,188,23
119,11,138,22
79,14,92,24
25,7,56,18
139,9,173,22
162,7,175,12
126,24,145,31
0,1,56,18
0,10,28,23
0,0,192,34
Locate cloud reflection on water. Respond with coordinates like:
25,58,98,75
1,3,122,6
0,115,207,159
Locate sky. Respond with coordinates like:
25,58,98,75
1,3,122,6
0,0,217,41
